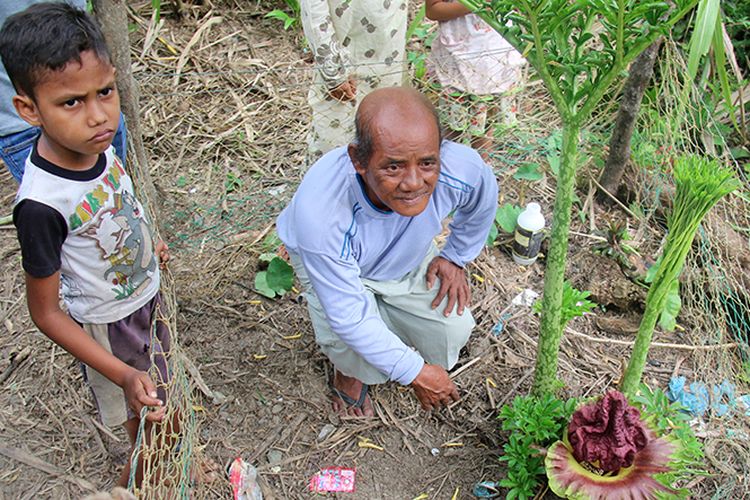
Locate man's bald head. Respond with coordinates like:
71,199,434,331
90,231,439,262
351,87,442,167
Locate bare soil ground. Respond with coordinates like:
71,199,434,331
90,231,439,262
0,2,746,499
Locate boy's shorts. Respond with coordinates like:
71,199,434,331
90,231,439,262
80,293,171,428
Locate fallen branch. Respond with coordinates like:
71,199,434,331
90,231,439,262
566,327,738,351
0,445,96,492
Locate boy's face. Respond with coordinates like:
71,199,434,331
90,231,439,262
13,50,120,169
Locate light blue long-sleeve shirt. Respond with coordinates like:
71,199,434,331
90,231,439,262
277,141,498,384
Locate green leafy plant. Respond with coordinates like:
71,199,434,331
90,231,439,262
487,203,522,246
593,220,638,268
632,384,706,498
499,394,578,500
255,253,294,299
406,4,433,81
621,155,740,395
533,281,597,326
265,0,300,30
225,171,243,194
460,0,699,398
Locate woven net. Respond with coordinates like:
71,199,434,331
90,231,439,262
119,6,748,497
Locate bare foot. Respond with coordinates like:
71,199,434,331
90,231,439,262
330,370,374,417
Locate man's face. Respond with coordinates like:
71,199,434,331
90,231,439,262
17,50,120,168
351,112,440,217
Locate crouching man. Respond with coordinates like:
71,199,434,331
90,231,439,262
277,87,498,416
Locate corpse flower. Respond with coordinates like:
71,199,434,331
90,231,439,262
545,391,678,499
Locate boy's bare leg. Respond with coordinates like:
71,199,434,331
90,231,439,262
118,417,143,488
119,411,217,489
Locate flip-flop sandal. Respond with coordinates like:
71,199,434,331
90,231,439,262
329,381,370,410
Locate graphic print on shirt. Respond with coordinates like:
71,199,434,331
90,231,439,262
72,159,157,300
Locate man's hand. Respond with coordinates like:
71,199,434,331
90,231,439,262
425,256,470,317
122,368,165,423
155,240,170,269
327,77,357,103
411,364,460,411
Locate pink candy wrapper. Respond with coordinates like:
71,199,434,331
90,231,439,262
309,467,356,493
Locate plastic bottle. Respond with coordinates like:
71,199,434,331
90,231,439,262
512,202,545,265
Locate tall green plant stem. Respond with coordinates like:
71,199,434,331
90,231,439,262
532,121,580,396
621,156,739,396
457,0,700,397
620,251,686,396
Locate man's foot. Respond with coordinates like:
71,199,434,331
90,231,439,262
329,370,374,417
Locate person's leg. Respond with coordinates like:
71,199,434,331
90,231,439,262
365,245,476,370
438,89,468,145
289,252,387,416
306,78,357,165
119,417,143,488
467,96,492,161
0,126,40,183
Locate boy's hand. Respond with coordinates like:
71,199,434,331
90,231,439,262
155,240,170,268
122,368,165,422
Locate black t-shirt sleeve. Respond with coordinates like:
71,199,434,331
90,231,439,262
13,199,67,278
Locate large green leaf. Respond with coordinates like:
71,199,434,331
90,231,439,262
514,163,544,181
254,271,276,298
486,222,499,246
686,0,721,79
265,257,294,295
496,204,523,233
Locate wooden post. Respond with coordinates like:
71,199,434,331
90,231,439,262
93,0,159,211
597,39,663,203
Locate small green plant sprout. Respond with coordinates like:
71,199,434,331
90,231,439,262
265,0,300,30
533,281,597,327
593,219,638,268
621,155,740,396
487,203,522,246
255,253,294,299
545,391,683,499
224,171,243,194
499,394,578,500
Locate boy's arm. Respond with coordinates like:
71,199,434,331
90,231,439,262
425,0,471,21
26,271,165,422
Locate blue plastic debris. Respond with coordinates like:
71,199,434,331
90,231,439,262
667,376,747,418
667,376,709,417
491,313,512,337
711,379,736,417
738,395,750,417
472,481,500,498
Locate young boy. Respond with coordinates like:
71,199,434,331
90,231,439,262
0,3,170,487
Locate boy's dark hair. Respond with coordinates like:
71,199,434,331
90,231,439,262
0,2,111,99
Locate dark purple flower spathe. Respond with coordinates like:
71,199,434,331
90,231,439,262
568,391,649,472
